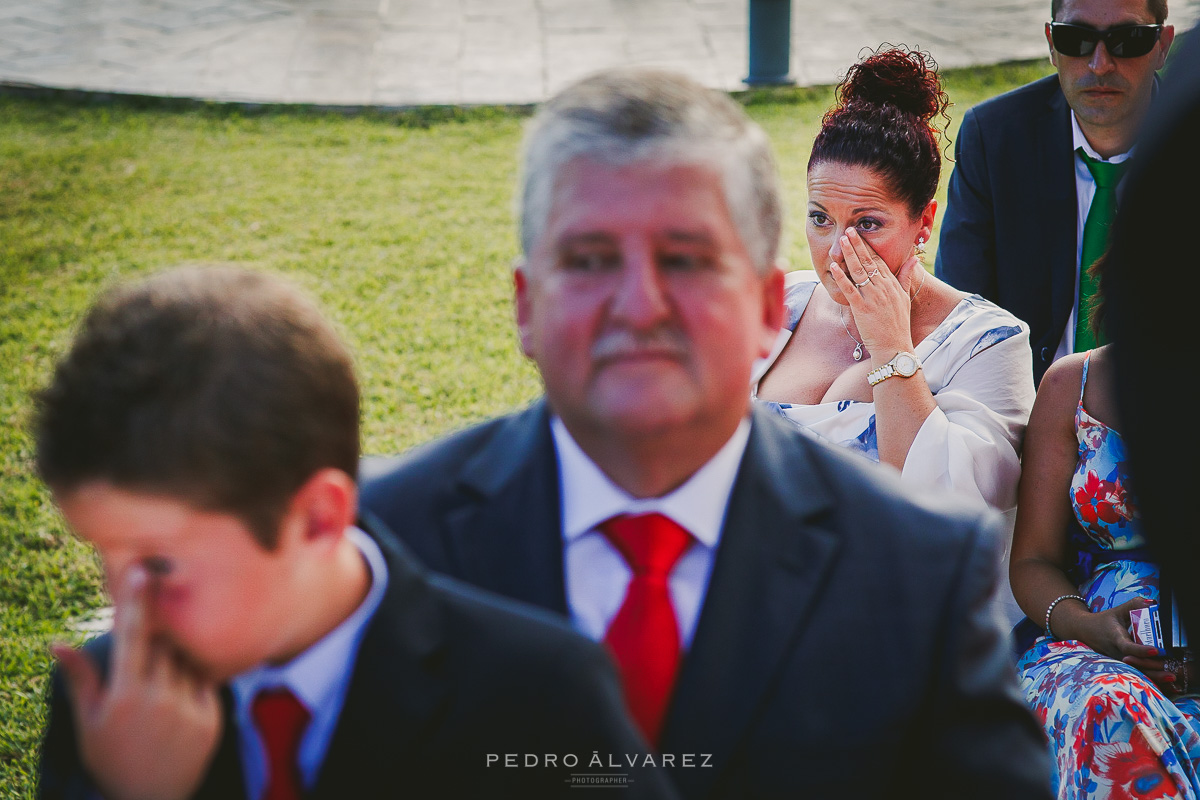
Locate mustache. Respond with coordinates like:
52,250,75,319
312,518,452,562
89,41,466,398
1077,76,1129,91
591,328,690,361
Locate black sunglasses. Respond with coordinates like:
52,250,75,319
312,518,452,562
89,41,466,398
1049,22,1163,58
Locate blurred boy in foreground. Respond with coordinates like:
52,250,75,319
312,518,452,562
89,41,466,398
35,267,669,800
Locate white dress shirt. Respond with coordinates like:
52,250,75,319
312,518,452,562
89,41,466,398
229,527,388,800
1054,111,1134,361
551,415,751,649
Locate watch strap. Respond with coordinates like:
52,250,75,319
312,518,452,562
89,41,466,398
867,363,895,386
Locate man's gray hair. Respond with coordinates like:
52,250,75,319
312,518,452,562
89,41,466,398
517,67,783,275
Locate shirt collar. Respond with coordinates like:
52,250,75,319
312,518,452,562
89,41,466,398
551,416,752,549
230,526,389,713
1071,110,1135,163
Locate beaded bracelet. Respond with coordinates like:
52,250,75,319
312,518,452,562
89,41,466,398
1045,594,1087,639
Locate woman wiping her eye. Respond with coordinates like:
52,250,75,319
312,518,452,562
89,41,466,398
753,46,1036,626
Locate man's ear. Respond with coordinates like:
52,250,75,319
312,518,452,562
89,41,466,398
282,468,357,549
514,260,535,359
1045,23,1059,67
1154,25,1175,70
758,264,786,357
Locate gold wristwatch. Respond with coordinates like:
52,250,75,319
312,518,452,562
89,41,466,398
867,351,922,387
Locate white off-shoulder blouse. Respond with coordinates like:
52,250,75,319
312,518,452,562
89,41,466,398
752,271,1035,516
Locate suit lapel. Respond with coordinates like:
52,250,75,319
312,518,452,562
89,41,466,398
443,401,569,615
310,521,449,798
660,408,842,798
1041,86,1080,347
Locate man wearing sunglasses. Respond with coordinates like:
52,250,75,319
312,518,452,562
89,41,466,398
936,0,1174,386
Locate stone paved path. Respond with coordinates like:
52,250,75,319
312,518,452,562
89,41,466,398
1,0,1197,106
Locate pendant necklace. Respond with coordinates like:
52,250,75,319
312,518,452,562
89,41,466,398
839,305,864,361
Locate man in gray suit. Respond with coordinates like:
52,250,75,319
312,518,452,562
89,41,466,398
363,67,1051,798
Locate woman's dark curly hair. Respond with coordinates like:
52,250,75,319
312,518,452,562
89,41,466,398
809,46,952,216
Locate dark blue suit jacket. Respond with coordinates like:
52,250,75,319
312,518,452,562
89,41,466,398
935,75,1077,386
362,403,1053,799
38,518,676,799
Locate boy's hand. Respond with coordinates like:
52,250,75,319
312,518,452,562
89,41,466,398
52,566,222,800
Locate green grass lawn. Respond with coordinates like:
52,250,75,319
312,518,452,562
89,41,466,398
0,57,1054,798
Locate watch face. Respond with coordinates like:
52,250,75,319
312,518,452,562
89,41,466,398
894,353,918,377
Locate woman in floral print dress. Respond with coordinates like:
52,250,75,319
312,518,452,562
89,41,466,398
1012,337,1200,799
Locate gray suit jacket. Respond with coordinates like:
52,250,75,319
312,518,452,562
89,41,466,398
362,402,1053,799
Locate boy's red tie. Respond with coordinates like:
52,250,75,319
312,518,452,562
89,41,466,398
252,687,311,800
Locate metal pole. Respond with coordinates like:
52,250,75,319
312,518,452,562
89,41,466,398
745,0,795,86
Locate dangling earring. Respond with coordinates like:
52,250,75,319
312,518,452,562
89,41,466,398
915,237,926,262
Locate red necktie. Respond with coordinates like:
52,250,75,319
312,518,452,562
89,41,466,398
251,687,311,800
600,512,695,746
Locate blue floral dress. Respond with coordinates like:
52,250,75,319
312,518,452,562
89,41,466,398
1017,352,1200,799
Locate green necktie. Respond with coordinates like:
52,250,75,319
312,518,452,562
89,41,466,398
1075,149,1129,352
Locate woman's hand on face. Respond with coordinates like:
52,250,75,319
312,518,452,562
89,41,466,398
826,227,920,358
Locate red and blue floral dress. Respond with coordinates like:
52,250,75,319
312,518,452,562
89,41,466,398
1017,352,1200,799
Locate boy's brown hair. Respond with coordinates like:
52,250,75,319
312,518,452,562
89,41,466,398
34,266,360,548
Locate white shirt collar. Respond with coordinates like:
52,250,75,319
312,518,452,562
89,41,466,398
551,416,752,549
1071,110,1135,163
230,525,388,729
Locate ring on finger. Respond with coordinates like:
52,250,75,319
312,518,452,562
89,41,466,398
853,268,880,289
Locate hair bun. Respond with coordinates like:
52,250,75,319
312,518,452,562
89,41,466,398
810,45,951,214
836,46,943,121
